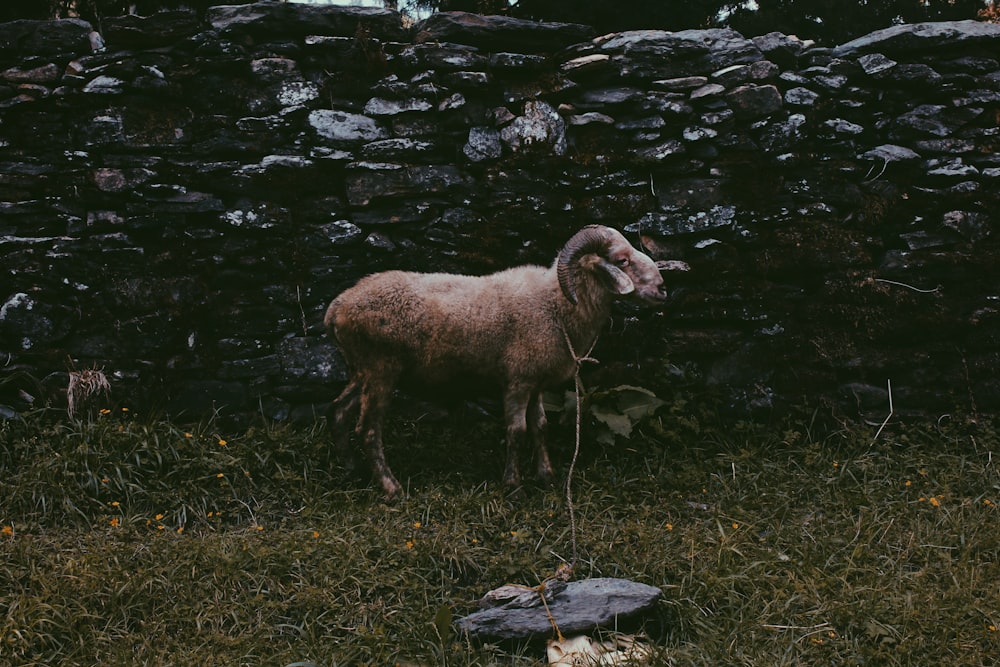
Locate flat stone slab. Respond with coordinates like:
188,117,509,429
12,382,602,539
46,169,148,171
207,3,406,41
833,20,1000,57
455,577,662,640
413,11,594,53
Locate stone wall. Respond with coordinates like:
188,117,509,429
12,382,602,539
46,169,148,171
1,5,998,422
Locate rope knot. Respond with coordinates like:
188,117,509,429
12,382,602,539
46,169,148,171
561,327,600,370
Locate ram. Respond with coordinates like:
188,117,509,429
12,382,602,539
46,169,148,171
324,225,680,497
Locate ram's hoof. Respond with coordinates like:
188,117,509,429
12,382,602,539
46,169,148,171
380,476,404,499
338,456,359,477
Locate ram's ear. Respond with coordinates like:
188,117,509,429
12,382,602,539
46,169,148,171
594,259,635,295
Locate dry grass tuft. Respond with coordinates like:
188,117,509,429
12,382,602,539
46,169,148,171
66,367,111,420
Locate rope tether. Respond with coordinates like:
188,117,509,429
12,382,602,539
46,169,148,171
560,327,599,569
499,326,599,643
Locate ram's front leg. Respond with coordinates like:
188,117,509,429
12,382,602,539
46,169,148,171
502,388,532,488
527,392,553,485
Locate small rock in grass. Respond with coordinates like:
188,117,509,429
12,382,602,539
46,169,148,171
455,577,662,640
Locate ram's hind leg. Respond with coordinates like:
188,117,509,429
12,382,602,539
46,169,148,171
527,392,554,485
330,377,362,472
356,369,403,498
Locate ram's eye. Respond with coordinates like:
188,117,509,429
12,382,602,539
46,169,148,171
617,258,630,267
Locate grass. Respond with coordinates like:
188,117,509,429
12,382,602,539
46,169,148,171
1,404,999,665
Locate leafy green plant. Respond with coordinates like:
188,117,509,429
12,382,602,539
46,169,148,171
546,383,667,445
588,384,666,445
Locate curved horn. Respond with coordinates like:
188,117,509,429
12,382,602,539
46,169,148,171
557,225,611,305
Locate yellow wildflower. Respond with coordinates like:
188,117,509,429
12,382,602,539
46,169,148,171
312,531,320,539
218,439,227,446
110,517,120,527
2,525,13,536
413,521,422,529
406,540,415,550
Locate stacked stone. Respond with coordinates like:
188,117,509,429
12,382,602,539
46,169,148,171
1,5,998,420
531,20,1000,415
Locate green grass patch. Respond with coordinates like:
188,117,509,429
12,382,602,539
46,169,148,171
1,409,999,665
